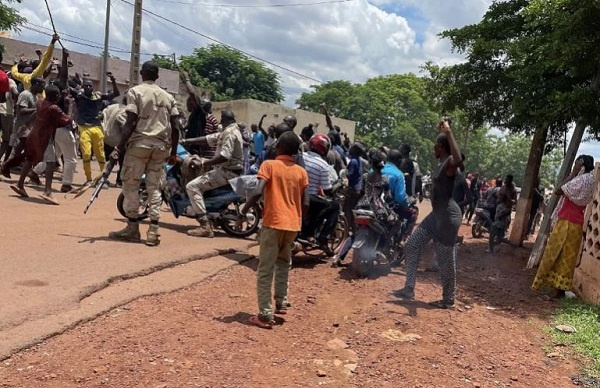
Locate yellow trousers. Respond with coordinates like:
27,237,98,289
78,124,106,181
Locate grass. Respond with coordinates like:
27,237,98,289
548,298,600,379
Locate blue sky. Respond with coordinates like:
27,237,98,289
10,0,599,160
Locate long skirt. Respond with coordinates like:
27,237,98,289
531,218,583,291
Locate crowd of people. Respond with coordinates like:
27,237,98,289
0,36,595,329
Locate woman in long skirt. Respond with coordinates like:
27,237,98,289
532,155,596,298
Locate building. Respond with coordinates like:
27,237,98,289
212,99,356,141
0,36,180,95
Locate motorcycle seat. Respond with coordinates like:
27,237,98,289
204,184,234,198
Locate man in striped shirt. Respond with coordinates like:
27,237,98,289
299,133,340,255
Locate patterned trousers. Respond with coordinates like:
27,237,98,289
403,225,457,303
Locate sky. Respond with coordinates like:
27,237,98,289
9,0,600,159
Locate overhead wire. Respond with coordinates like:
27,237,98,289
150,0,355,7
118,0,323,83
26,21,129,52
22,24,171,57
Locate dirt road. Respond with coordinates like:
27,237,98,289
0,164,255,359
0,222,580,387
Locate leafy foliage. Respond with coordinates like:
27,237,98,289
155,44,283,103
297,74,439,172
0,0,25,54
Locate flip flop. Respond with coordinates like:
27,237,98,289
249,315,273,329
429,300,455,309
39,194,60,206
9,185,29,198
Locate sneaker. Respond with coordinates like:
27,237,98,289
60,184,73,193
102,182,109,190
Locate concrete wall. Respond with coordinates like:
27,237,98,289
574,164,600,304
212,99,356,140
0,37,180,95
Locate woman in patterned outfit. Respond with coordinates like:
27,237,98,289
531,155,595,298
394,120,463,309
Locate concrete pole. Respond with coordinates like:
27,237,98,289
101,0,111,93
129,0,143,86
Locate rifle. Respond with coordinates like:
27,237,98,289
83,159,116,214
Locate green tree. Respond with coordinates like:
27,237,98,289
155,45,283,103
297,74,439,172
0,0,25,53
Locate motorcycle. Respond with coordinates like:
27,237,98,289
116,146,261,238
471,205,495,238
351,203,415,278
293,183,349,257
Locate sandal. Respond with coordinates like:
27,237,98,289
429,300,455,309
249,315,273,329
9,185,29,198
39,193,60,206
275,306,288,315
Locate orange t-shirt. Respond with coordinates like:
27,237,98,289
258,155,309,232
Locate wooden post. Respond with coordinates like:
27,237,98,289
509,125,548,245
527,120,587,268
129,0,143,86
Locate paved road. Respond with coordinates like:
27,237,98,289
0,163,255,358
0,162,433,359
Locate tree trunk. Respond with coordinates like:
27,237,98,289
526,120,587,268
509,125,548,246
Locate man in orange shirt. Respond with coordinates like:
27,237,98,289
237,128,309,329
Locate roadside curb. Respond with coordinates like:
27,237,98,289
0,243,258,361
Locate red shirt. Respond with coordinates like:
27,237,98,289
557,197,586,225
0,72,9,94
25,99,72,164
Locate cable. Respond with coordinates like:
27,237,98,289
26,22,129,52
22,25,170,57
43,0,65,49
150,0,355,7
119,0,323,83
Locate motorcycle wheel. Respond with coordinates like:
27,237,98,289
352,242,375,278
220,203,261,238
117,191,150,221
472,219,484,238
329,214,349,254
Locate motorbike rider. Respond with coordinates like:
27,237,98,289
299,133,341,256
483,177,502,222
488,174,516,254
382,149,418,239
181,110,243,238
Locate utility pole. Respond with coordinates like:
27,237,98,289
101,0,111,93
129,0,143,86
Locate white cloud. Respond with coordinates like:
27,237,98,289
12,0,491,105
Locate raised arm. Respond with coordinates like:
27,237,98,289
258,113,267,137
31,34,59,79
103,73,120,100
180,69,201,106
57,49,69,88
320,102,334,131
440,120,463,174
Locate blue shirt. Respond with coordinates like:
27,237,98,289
253,131,265,155
347,157,362,191
382,162,407,207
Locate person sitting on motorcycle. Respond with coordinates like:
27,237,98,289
483,177,502,222
488,174,516,254
382,149,418,239
299,133,341,256
180,110,243,238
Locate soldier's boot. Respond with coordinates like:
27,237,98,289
187,218,214,238
109,220,141,242
146,224,161,247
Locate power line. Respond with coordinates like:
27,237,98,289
150,0,355,7
118,0,323,83
22,24,169,57
26,22,129,52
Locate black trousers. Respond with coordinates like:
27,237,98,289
301,195,341,242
